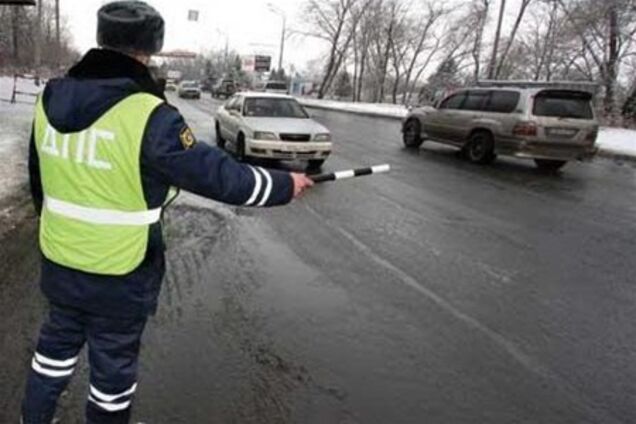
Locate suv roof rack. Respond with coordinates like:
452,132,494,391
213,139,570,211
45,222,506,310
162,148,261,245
476,80,599,94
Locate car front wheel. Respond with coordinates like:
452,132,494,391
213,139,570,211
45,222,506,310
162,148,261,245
307,159,325,171
403,119,423,148
236,134,246,162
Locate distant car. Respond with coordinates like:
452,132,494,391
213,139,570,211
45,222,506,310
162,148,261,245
263,80,289,95
402,81,599,171
214,92,332,169
178,81,201,99
200,77,216,93
165,79,178,92
212,79,237,99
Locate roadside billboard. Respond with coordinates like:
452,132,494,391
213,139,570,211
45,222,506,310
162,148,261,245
242,55,272,73
254,55,272,72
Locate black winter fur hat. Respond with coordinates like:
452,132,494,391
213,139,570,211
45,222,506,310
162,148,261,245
97,1,165,54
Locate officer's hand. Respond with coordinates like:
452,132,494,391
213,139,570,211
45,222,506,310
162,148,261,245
291,173,314,199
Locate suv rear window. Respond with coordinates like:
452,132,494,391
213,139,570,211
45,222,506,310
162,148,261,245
266,82,287,90
533,90,593,120
487,91,520,113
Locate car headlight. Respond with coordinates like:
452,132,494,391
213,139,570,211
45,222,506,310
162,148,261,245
253,131,278,141
314,133,331,142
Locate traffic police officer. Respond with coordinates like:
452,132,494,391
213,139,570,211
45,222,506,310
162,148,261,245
22,1,314,422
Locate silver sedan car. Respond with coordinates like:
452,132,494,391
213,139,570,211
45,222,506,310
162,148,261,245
214,92,332,169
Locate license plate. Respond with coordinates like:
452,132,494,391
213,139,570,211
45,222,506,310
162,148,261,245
547,128,577,137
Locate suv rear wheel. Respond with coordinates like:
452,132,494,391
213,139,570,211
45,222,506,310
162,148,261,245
534,159,567,172
466,131,496,164
403,119,424,148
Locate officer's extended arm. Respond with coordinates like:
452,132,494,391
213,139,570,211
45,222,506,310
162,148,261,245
142,105,295,206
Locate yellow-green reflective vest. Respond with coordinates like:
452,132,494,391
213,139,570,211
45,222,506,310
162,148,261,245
34,93,165,275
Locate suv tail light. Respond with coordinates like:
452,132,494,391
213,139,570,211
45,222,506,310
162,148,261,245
513,121,538,137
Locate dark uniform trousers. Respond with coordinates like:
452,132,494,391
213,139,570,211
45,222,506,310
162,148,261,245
22,304,147,424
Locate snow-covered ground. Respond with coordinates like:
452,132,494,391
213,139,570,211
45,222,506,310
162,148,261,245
597,128,636,158
0,77,40,202
298,97,636,159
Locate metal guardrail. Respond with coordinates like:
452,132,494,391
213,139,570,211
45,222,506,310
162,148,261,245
7,73,41,104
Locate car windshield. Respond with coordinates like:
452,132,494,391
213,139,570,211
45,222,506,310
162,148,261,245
266,82,287,90
243,98,308,118
533,90,593,120
182,82,198,89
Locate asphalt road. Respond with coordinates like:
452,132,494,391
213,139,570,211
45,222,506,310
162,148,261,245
1,93,635,423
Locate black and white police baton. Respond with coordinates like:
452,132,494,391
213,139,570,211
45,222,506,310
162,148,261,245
310,164,391,184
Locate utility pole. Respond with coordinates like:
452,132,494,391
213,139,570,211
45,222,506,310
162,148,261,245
278,13,286,71
487,0,506,80
215,28,229,74
225,36,229,71
267,3,286,73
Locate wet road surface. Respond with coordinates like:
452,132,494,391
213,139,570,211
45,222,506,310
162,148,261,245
1,93,635,423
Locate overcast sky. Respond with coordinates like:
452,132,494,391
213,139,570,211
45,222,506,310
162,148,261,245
60,0,325,71
61,0,524,73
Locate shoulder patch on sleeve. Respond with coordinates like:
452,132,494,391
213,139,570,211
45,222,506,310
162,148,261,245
179,126,197,150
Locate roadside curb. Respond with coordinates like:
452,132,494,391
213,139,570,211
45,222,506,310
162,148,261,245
299,101,636,163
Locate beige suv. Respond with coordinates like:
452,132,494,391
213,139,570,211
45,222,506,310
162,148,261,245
402,82,599,171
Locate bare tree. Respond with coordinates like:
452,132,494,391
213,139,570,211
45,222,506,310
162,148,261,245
469,0,490,81
389,9,409,104
369,0,408,102
532,0,561,80
400,0,447,104
305,0,369,98
378,0,399,102
35,0,43,69
0,2,78,72
11,6,20,62
487,0,506,79
557,0,636,121
494,0,533,78
351,2,374,101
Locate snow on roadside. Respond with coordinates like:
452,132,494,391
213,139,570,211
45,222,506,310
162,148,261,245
597,128,636,158
0,77,40,203
297,96,636,159
297,97,408,119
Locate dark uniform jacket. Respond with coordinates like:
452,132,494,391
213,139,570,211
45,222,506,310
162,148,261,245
28,49,294,318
